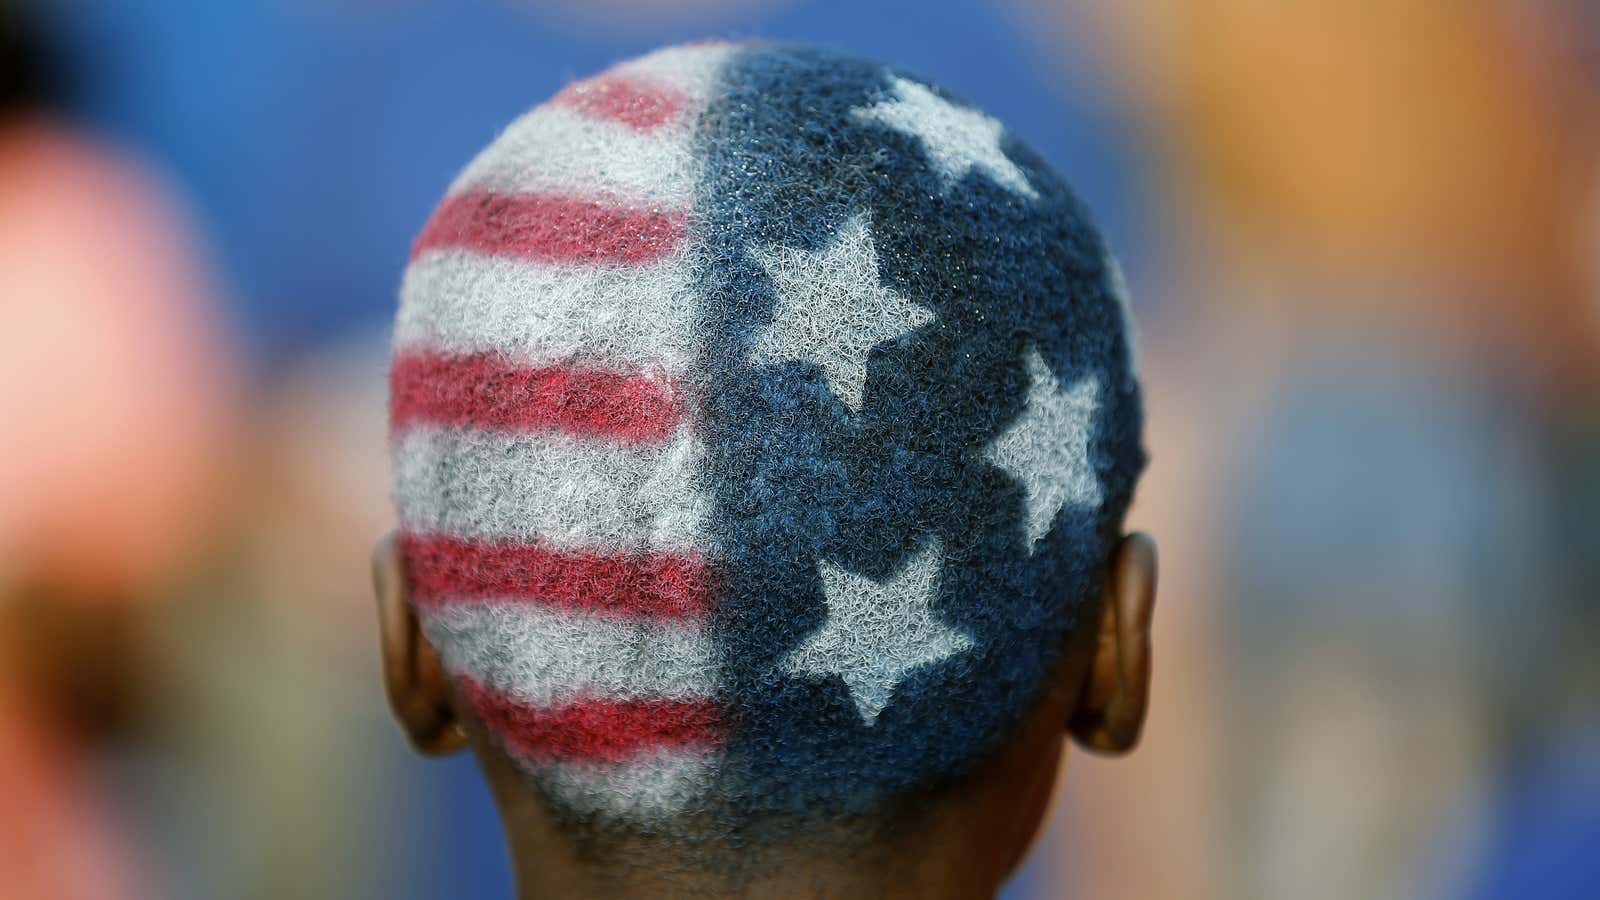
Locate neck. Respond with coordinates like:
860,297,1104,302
474,648,1081,899
480,741,1060,899
493,803,1010,900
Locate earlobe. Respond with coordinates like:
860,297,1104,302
1068,532,1157,755
373,532,468,756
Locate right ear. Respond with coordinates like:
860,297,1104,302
372,532,467,756
1067,532,1157,755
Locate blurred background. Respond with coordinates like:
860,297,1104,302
0,0,1595,897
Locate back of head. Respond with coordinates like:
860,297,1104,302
389,39,1143,860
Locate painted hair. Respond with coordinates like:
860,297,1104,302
390,42,1144,830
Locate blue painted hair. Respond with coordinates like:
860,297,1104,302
694,43,1144,816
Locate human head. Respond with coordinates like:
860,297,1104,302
376,42,1154,897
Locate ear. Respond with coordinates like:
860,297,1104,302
1068,532,1157,755
372,532,467,756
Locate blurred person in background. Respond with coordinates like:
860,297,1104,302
0,3,238,897
1025,1,1600,897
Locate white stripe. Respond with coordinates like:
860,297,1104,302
449,105,699,204
614,43,735,102
526,749,718,822
393,425,710,549
423,603,716,707
395,248,700,372
447,44,735,205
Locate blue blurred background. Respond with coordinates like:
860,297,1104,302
0,1,1595,898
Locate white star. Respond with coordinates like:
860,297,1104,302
852,75,1038,201
1104,251,1141,378
985,347,1103,552
783,539,974,724
748,213,935,413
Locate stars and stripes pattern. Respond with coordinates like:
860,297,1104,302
391,44,734,821
391,42,1144,823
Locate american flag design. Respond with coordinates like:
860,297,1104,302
391,43,1144,825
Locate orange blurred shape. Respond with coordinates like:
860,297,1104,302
1042,0,1600,391
0,121,238,601
1073,1,1573,273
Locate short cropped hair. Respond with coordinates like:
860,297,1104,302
390,42,1144,831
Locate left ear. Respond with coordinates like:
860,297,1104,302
372,532,467,756
1068,532,1157,755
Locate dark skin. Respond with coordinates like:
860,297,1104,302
374,532,1156,899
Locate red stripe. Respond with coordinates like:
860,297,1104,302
548,73,688,130
463,679,724,762
411,191,686,265
402,534,716,622
390,351,684,443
